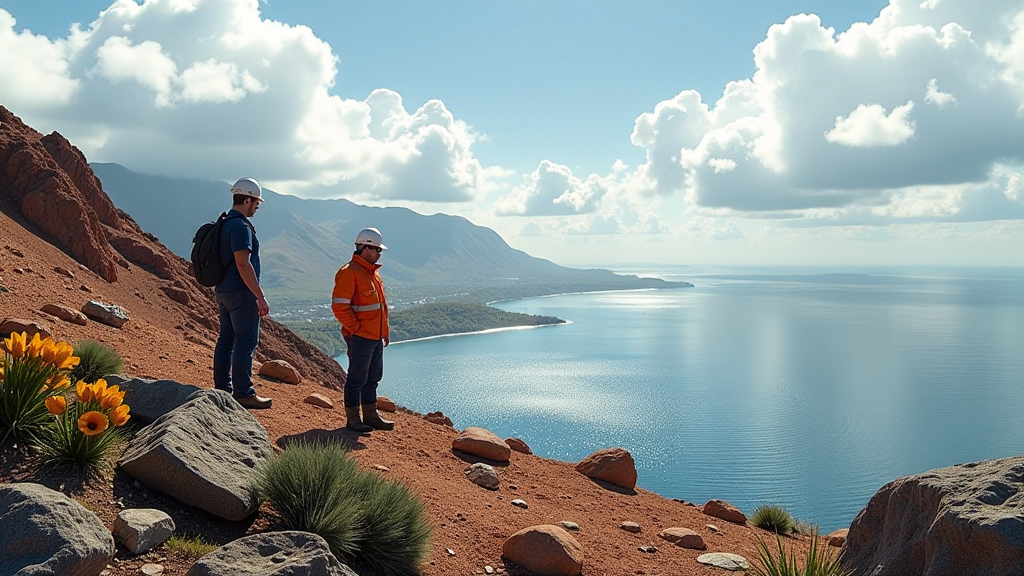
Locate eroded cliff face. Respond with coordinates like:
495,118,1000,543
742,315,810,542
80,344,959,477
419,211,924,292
0,105,346,387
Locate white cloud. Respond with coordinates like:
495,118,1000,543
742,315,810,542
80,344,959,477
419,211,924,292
494,160,607,216
623,0,1024,220
0,0,496,203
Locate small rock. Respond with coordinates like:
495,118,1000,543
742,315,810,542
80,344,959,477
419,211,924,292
706,524,720,533
638,545,658,553
81,300,129,329
373,464,390,472
465,462,500,490
574,447,637,490
140,564,164,575
697,552,750,571
620,521,641,533
825,528,848,547
303,393,334,409
702,499,747,525
559,521,580,532
658,527,706,550
484,566,495,574
53,266,75,279
376,396,397,412
424,411,453,427
40,303,89,326
452,427,511,462
446,548,455,556
258,359,301,384
0,318,52,340
505,437,532,454
511,499,529,509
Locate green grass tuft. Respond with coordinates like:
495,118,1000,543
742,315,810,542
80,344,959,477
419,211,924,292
166,533,218,558
69,340,124,384
256,440,431,576
751,503,797,534
750,528,854,576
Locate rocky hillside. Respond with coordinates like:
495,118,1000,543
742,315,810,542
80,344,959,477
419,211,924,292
0,105,345,389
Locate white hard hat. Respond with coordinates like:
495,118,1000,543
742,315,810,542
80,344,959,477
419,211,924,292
230,177,262,202
354,227,387,250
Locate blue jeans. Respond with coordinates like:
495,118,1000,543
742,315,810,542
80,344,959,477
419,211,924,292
213,290,260,398
345,335,383,408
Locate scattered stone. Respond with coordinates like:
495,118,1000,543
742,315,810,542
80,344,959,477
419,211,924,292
452,427,511,462
511,499,529,509
141,563,164,575
258,359,301,384
485,566,495,574
825,528,848,547
119,390,273,521
697,552,750,571
0,483,115,575
502,525,583,576
80,284,92,292
638,545,658,553
424,411,453,427
465,463,500,490
505,437,532,454
81,300,129,328
372,464,390,472
53,265,75,279
376,396,397,412
841,455,1024,576
706,524,720,533
574,447,637,490
303,393,334,409
620,521,641,533
104,375,203,425
657,527,706,550
5,245,24,257
702,499,747,525
185,531,357,576
40,303,89,325
559,521,580,532
113,508,175,554
0,317,52,340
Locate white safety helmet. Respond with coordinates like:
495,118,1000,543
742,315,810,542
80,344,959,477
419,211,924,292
354,227,387,250
230,177,263,202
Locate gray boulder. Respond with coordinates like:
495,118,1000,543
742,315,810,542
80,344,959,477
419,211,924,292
81,300,129,328
113,508,176,554
185,531,358,576
0,482,115,576
118,389,273,521
104,374,203,425
841,455,1024,576
465,462,500,490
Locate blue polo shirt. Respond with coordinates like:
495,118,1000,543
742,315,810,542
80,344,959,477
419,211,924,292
215,209,260,293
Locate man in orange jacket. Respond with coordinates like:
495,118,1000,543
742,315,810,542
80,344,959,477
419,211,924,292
331,227,393,433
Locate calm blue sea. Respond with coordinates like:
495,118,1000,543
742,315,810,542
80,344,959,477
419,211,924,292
359,266,1024,532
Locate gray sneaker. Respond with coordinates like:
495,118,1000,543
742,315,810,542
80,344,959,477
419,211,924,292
235,394,272,409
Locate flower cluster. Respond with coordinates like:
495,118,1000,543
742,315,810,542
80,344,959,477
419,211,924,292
46,378,131,435
1,331,80,444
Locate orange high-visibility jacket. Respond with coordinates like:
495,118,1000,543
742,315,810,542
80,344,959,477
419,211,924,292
331,255,390,342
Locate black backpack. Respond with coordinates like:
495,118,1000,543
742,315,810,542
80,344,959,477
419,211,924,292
190,212,253,287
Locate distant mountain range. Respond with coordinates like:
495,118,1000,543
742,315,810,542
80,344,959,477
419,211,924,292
92,163,688,303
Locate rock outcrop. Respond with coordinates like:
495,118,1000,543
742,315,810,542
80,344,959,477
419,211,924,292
186,531,358,576
0,483,115,576
118,390,273,521
841,455,1024,576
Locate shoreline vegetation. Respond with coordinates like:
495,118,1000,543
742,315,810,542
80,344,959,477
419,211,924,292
282,279,693,357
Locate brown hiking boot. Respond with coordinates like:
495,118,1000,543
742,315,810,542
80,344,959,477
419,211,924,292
235,394,272,409
362,403,394,430
345,406,373,433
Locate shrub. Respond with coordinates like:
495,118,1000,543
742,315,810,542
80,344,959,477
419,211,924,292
0,332,77,445
69,340,124,384
37,378,131,473
256,441,431,576
752,503,797,534
750,528,853,576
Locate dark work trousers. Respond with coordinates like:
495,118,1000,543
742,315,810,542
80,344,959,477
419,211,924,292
345,334,383,408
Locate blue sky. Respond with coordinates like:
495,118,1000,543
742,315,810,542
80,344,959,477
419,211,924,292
1,0,1022,268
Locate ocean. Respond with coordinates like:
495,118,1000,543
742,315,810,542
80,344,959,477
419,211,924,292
357,266,1024,532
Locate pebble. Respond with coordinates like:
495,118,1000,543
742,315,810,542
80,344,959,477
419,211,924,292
485,566,495,574
639,545,658,553
511,499,528,509
559,521,580,531
141,564,164,575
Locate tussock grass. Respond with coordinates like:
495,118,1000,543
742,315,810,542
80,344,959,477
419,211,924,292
166,533,218,558
751,503,797,534
750,528,853,576
256,440,431,576
69,340,123,385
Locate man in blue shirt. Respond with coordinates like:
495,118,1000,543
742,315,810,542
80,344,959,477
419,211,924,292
213,177,272,409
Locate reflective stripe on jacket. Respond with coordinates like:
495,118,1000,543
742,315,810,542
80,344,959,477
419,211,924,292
331,255,389,342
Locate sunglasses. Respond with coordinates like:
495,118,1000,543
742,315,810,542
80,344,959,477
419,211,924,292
363,245,383,253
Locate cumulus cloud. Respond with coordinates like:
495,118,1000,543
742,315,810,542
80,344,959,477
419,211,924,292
494,160,608,216
0,0,494,203
625,0,1024,222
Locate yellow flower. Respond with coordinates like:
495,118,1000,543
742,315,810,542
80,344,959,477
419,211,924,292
111,404,131,427
45,396,67,416
0,363,5,380
100,385,125,409
44,341,78,370
25,333,45,359
76,380,93,402
78,411,109,436
3,331,27,359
